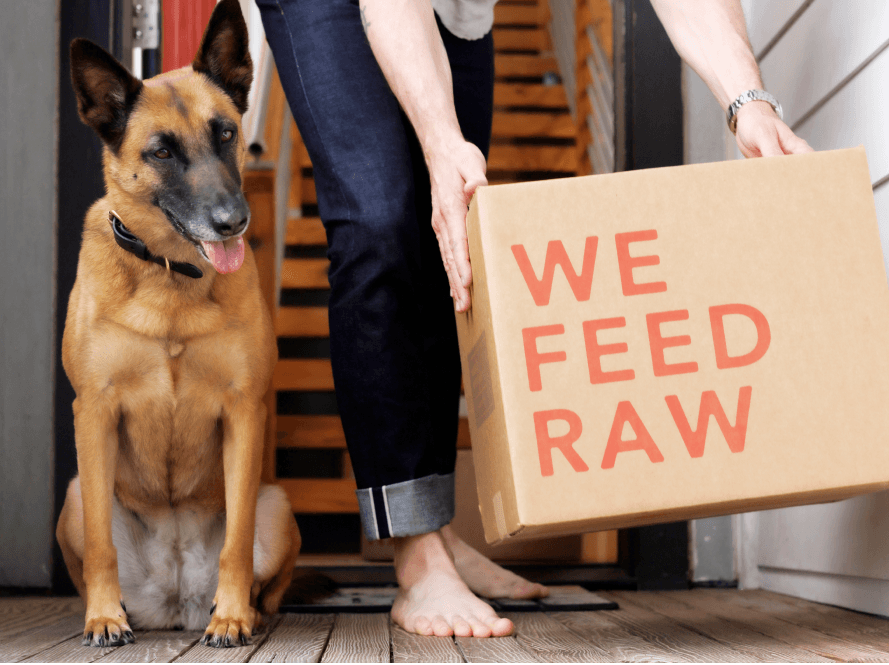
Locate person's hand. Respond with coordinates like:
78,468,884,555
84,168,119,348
734,101,813,158
427,139,487,313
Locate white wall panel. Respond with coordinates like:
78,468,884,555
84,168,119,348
760,0,889,126
794,45,889,187
743,0,809,56
758,492,889,581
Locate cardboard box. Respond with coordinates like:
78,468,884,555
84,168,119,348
456,147,889,544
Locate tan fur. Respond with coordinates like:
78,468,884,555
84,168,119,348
56,59,299,646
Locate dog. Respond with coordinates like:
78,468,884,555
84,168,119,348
55,0,301,648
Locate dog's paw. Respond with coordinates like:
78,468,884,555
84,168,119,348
201,607,258,648
82,616,135,647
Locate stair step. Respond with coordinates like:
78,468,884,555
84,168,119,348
494,4,546,26
488,144,577,172
492,111,574,138
286,216,326,246
494,82,568,108
281,258,329,289
277,415,345,448
273,359,335,391
276,306,329,337
493,27,550,52
495,54,559,78
279,478,359,513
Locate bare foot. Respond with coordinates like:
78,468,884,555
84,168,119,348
441,525,549,600
391,530,514,638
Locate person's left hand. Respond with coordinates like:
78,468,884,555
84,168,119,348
734,101,813,158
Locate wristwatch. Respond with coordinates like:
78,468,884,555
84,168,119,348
726,89,783,134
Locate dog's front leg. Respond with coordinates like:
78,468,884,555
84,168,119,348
203,399,265,648
74,396,133,647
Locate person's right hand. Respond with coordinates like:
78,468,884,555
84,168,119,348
427,139,488,313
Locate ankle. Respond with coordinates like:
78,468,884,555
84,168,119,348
393,530,455,587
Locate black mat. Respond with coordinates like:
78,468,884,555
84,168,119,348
280,585,618,614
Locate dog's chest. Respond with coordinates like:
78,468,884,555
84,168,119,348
115,335,243,504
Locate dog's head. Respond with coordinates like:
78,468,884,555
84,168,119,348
70,0,253,274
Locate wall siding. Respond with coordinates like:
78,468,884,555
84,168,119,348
743,0,889,614
0,0,58,587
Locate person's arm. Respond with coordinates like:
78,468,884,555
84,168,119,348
359,0,484,312
649,0,812,158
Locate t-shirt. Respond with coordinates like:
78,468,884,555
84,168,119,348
432,0,499,40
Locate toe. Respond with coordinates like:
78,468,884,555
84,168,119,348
431,615,453,637
452,617,473,638
467,617,492,638
412,615,434,636
489,616,514,637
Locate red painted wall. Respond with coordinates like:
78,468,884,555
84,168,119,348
162,0,217,72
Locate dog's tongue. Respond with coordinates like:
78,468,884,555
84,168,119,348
201,237,245,274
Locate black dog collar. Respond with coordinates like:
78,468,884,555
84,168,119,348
109,211,203,279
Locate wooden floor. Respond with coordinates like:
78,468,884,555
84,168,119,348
3,589,889,662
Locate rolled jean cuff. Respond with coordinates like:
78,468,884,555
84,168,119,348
356,472,455,540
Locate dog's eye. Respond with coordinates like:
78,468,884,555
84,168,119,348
221,129,234,143
154,148,172,159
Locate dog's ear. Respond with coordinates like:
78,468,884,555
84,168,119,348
192,0,253,114
70,39,143,152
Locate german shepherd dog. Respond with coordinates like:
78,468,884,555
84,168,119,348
56,0,301,648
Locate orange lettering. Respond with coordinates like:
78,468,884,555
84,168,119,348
511,237,598,306
615,230,667,296
666,387,753,457
534,409,589,477
710,304,771,369
647,310,698,376
522,325,566,392
583,317,635,384
601,401,665,469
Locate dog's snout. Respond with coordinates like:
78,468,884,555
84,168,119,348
210,197,250,237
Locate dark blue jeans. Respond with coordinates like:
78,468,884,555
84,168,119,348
257,0,494,539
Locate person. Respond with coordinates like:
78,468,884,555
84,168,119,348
255,0,812,639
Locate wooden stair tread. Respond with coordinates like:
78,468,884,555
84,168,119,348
279,478,359,513
496,54,559,77
286,216,326,246
276,415,472,450
281,257,329,289
493,27,550,52
488,144,577,172
492,111,574,138
273,359,335,391
276,306,329,337
495,82,568,107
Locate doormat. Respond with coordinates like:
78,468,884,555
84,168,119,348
280,585,618,614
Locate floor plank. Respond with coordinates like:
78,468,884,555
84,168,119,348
0,597,83,642
320,613,388,663
550,609,686,663
95,630,202,663
601,592,751,662
391,623,463,663
676,590,889,662
0,614,84,662
21,634,123,663
456,635,540,663
614,591,833,662
507,612,614,663
247,614,333,663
